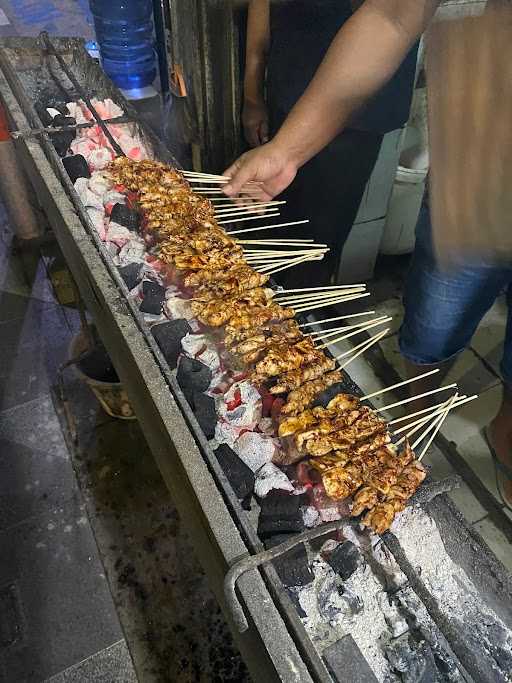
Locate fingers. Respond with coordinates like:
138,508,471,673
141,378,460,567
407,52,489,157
223,153,260,196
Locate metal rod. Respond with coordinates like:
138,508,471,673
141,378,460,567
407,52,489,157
39,31,125,158
10,116,134,140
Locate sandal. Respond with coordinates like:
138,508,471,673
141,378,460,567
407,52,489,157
483,425,512,511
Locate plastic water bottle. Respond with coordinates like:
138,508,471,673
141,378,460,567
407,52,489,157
89,0,157,95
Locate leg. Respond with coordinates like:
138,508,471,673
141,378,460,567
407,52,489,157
399,203,511,407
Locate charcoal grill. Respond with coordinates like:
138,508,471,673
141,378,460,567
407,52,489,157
1,36,511,683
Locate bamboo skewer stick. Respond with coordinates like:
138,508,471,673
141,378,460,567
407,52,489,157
257,252,327,275
403,393,459,452
389,394,477,426
293,291,371,314
218,212,281,225
310,315,390,341
299,311,375,327
245,249,328,266
418,393,459,460
277,287,365,305
216,201,285,214
226,219,310,235
238,239,313,245
361,369,441,401
319,317,392,350
376,383,458,413
338,328,389,370
394,395,455,448
276,284,366,295
392,395,467,436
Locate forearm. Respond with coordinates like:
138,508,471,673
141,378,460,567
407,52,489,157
244,0,270,103
273,0,440,167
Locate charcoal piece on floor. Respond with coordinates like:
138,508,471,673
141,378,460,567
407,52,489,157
151,319,192,369
214,444,255,500
257,491,306,539
265,533,313,587
191,391,217,439
323,635,379,683
327,540,363,581
62,154,90,183
177,357,212,404
386,638,438,683
139,280,166,315
110,203,140,232
77,343,119,383
119,262,144,291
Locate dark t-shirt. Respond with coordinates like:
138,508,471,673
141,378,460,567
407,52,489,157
266,0,419,134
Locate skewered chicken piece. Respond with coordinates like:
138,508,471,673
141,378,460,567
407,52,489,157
296,407,377,451
172,246,245,271
184,261,269,298
278,399,360,438
191,288,274,327
238,328,305,365
251,337,325,382
225,304,295,336
362,459,427,534
305,420,389,456
350,444,415,517
192,269,269,301
280,370,343,415
224,318,301,348
269,356,337,395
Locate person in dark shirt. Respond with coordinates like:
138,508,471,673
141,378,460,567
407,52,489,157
242,0,418,286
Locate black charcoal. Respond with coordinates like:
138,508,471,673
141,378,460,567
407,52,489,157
111,203,140,232
151,319,192,369
327,541,363,580
264,534,313,587
139,281,166,315
52,131,75,157
386,639,438,683
177,357,212,404
257,514,304,539
215,444,254,500
77,344,119,383
62,154,90,183
312,383,349,409
119,262,143,291
191,391,217,439
51,114,77,128
259,490,305,518
323,635,379,683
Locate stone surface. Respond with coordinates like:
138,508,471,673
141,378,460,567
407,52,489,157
45,639,137,683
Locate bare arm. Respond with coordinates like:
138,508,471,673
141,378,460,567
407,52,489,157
225,0,440,198
243,0,270,146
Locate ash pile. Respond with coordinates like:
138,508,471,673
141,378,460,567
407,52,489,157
27,51,512,683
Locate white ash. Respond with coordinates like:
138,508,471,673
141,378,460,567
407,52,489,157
102,189,125,208
181,332,210,357
233,432,278,472
211,419,240,450
294,558,395,681
257,417,274,435
217,382,261,428
106,221,132,245
301,505,321,528
114,237,146,266
391,507,512,665
88,147,114,171
88,171,113,197
254,463,294,497
85,207,106,237
165,295,194,321
75,177,104,210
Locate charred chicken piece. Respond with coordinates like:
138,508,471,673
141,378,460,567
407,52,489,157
225,304,295,336
269,356,337,395
280,370,343,416
303,414,388,457
191,288,274,327
250,338,325,382
225,318,301,349
192,269,270,300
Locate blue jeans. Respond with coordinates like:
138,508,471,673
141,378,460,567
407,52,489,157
399,203,512,385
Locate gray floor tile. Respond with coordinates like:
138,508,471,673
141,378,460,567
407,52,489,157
0,346,62,410
0,437,79,531
440,383,502,448
448,482,489,524
0,394,68,455
0,498,122,681
45,639,137,683
0,290,55,325
456,431,502,502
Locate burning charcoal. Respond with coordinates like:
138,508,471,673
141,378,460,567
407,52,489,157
177,357,212,404
312,383,350,409
151,319,192,369
215,444,255,500
191,391,217,439
323,636,379,683
327,541,363,581
119,262,143,291
110,203,141,232
62,154,90,183
139,280,166,315
254,463,294,498
265,534,313,587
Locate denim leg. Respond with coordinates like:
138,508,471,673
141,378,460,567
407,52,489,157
399,205,512,365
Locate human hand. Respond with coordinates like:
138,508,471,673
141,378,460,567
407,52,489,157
242,98,269,148
222,141,298,201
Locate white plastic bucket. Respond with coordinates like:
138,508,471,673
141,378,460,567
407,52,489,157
379,165,427,256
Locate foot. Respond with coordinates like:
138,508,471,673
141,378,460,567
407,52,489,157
488,415,512,507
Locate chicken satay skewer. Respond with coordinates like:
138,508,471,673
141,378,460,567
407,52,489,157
299,311,375,327
417,393,459,460
276,287,366,305
375,383,458,414
394,393,459,448
216,201,285,214
218,212,281,225
257,252,327,275
334,327,389,366
360,368,441,401
392,395,467,436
